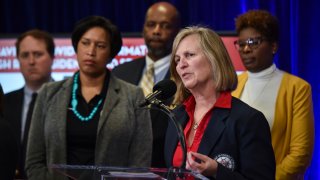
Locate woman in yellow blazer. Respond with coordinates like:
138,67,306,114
232,10,314,180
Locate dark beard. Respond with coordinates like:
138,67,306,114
147,46,171,60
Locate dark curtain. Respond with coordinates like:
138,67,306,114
1,0,319,178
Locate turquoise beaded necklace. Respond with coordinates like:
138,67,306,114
71,72,103,121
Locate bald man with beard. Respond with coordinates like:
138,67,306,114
113,2,181,168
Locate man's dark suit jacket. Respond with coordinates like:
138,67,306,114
165,97,275,180
113,57,171,168
3,88,27,178
0,116,18,180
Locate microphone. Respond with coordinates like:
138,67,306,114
140,79,187,170
139,79,177,107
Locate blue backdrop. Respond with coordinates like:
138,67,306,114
1,0,319,178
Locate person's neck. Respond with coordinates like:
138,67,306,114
79,71,106,102
26,77,51,92
79,71,106,89
191,81,218,108
147,53,170,62
248,64,276,79
26,84,42,92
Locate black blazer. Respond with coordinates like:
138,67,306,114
112,57,146,84
165,97,275,180
3,88,25,178
0,116,18,180
113,57,171,168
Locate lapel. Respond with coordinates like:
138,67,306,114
166,106,189,166
52,79,73,161
15,88,24,139
120,57,145,85
197,108,229,155
151,68,172,116
97,75,120,135
3,88,25,142
164,68,171,80
132,58,146,85
232,72,248,98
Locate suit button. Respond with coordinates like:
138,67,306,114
15,169,20,176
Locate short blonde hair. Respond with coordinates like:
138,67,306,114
170,26,238,104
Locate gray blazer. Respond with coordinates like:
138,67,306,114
25,74,152,180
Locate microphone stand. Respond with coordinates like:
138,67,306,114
149,99,187,178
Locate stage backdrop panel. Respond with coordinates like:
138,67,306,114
0,36,244,93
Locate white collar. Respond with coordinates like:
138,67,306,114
24,86,35,97
248,64,277,79
145,54,171,71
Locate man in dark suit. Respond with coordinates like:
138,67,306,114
0,84,18,180
3,29,54,179
113,2,181,167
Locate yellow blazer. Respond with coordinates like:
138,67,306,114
232,72,314,180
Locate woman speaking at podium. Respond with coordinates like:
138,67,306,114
165,26,275,179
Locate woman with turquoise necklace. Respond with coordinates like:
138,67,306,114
25,16,152,180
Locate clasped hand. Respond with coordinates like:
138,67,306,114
186,151,218,177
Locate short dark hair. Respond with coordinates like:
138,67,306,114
15,29,55,58
235,10,279,43
71,16,122,61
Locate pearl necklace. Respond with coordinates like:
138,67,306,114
71,72,103,121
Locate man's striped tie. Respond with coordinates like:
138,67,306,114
140,63,154,96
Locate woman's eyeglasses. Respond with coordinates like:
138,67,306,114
234,37,266,51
